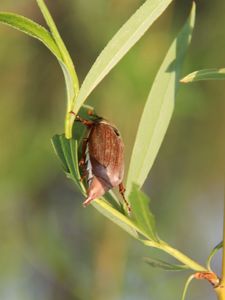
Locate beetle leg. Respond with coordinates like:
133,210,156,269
75,115,94,127
79,138,88,166
79,138,88,181
119,183,131,214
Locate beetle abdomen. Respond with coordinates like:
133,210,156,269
88,122,124,187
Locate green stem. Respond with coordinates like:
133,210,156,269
221,178,225,285
65,110,76,139
215,178,225,300
215,286,225,300
143,239,207,272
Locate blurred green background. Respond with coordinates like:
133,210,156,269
0,1,224,299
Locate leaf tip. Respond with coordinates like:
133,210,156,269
180,77,189,83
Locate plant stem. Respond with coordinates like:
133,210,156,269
221,179,225,285
215,286,225,300
65,111,76,139
215,178,225,300
143,239,207,271
159,241,208,272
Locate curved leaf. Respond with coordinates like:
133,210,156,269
126,3,196,193
180,68,225,83
0,12,61,59
71,0,174,114
36,0,79,102
0,10,78,138
206,241,223,271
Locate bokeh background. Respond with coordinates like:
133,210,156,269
0,0,224,299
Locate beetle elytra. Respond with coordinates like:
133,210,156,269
76,114,131,213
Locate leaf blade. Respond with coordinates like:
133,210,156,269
36,0,79,101
0,11,77,131
129,184,158,241
126,3,196,193
51,134,69,173
92,199,141,239
0,12,61,59
206,241,223,271
144,257,190,271
180,68,225,83
72,0,173,114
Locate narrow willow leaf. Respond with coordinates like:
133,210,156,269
126,3,196,193
59,136,76,177
144,257,190,271
0,12,61,59
180,68,225,83
103,192,124,212
60,61,77,110
92,199,141,239
0,11,76,126
72,0,173,114
52,135,81,192
69,139,85,183
36,0,79,101
51,135,69,172
206,241,223,271
129,184,158,241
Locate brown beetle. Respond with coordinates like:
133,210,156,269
76,114,131,212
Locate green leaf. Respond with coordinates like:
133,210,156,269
129,184,158,241
180,68,225,83
36,0,79,102
71,0,174,114
104,191,124,212
59,136,77,179
144,257,190,271
51,134,69,173
0,10,78,139
206,241,223,271
51,134,85,193
126,3,196,193
69,139,83,182
92,199,140,239
0,12,61,59
60,135,86,192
